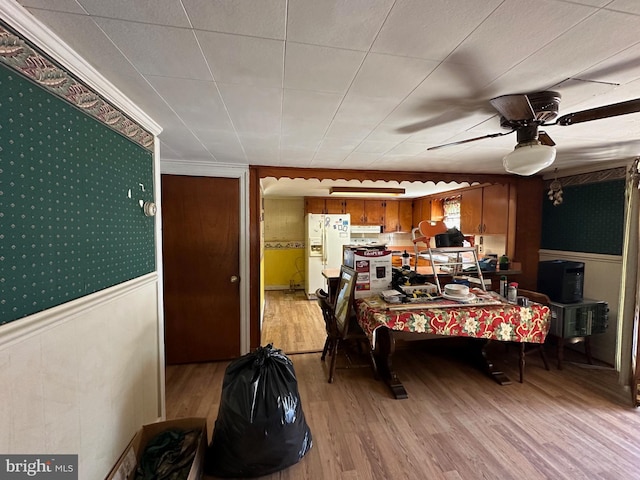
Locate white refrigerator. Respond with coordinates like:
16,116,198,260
305,213,351,299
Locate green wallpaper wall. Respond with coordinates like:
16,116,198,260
0,64,155,324
541,179,625,255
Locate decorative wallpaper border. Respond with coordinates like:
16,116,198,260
0,20,154,151
545,166,627,188
265,241,304,250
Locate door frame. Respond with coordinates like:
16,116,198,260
161,159,251,356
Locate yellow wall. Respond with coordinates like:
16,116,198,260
263,198,305,289
264,248,305,288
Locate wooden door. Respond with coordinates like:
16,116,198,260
412,198,423,228
162,175,241,363
325,198,345,214
430,198,444,221
364,200,385,225
481,184,509,234
344,199,365,224
305,197,326,214
420,198,432,222
460,188,483,234
398,200,413,232
384,200,399,232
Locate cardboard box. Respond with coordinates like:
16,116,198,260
106,417,207,480
344,248,392,298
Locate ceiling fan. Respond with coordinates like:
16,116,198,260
427,91,640,175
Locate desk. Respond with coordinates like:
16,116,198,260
356,294,550,399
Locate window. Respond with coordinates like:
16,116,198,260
443,196,461,230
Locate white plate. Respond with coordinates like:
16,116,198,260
442,292,476,303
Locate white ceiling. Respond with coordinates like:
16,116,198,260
13,0,640,197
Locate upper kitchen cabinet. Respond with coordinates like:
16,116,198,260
304,197,347,214
460,184,511,235
384,200,413,233
305,197,326,214
325,198,346,214
430,198,444,221
345,199,385,225
412,197,430,226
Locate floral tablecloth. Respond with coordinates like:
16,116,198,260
356,296,551,347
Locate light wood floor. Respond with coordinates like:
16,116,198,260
260,290,327,354
166,292,640,480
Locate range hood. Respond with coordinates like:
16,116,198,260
351,225,382,234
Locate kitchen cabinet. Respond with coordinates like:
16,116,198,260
305,197,327,214
304,197,347,214
412,197,431,226
325,198,346,214
460,184,509,235
430,197,444,221
345,199,385,225
384,200,413,232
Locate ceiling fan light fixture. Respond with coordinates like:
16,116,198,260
503,141,556,176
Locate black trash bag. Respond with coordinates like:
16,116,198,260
204,344,312,478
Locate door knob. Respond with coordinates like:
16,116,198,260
230,275,239,283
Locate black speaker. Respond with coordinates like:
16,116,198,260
537,260,584,303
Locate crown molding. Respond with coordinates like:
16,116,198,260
0,0,161,137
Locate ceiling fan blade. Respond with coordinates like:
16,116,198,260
490,94,535,122
427,130,515,151
556,98,640,125
538,130,555,146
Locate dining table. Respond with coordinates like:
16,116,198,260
355,290,551,399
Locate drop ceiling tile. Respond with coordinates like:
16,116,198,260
284,43,365,93
280,122,327,144
192,131,247,162
191,129,242,145
197,31,284,87
280,134,323,149
287,0,394,50
17,10,136,75
573,42,640,86
278,148,317,164
333,94,400,125
355,141,398,154
145,76,234,131
159,140,183,160
77,0,191,27
607,0,640,14
324,120,375,142
342,152,381,168
158,127,215,160
218,84,283,135
385,141,430,155
183,0,286,39
371,0,502,60
348,53,438,99
486,9,640,96
282,90,343,121
450,0,597,73
570,0,611,5
18,0,85,13
94,18,211,80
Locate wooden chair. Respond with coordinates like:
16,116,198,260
315,288,334,361
515,288,551,383
411,220,447,271
318,266,373,383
